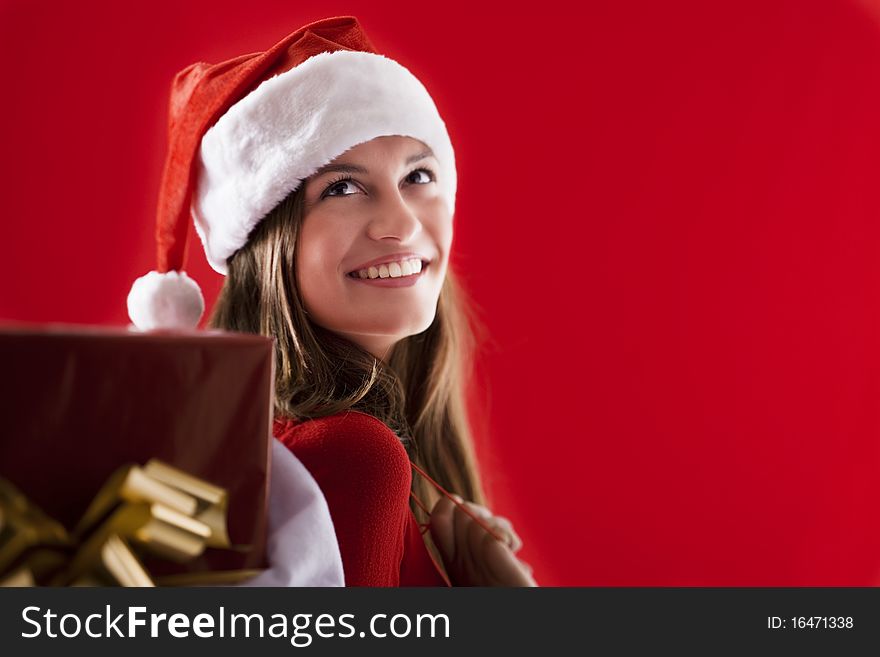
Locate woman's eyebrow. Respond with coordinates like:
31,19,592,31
312,162,368,177
405,149,435,166
311,149,435,178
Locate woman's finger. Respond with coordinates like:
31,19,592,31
460,507,523,553
479,528,536,587
486,516,522,552
428,495,457,565
461,502,511,545
452,495,475,573
463,501,492,519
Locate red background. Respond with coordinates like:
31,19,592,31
3,0,880,586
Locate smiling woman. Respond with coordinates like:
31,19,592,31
127,15,535,587
295,136,451,362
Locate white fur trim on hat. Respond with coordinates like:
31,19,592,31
192,49,457,275
127,270,205,330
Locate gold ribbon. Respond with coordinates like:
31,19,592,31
0,460,263,587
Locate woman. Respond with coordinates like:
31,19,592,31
128,15,535,586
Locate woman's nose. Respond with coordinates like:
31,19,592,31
366,188,422,242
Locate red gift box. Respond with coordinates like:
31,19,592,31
0,322,273,579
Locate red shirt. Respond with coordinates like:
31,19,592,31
273,410,450,587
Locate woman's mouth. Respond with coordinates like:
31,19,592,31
346,258,430,287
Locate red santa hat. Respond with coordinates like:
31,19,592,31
127,15,457,330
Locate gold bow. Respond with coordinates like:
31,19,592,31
0,460,263,587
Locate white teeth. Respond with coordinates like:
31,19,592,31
353,258,426,280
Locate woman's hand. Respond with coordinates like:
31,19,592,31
429,495,538,587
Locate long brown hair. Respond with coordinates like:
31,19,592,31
208,181,488,529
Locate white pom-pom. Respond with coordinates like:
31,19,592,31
127,270,205,330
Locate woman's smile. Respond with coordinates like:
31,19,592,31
346,261,430,287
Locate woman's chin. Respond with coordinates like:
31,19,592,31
333,315,436,348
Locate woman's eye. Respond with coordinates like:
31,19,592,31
323,177,358,198
406,168,435,185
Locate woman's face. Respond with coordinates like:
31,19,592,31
297,135,452,361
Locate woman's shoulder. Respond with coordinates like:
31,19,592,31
273,409,405,452
274,410,414,587
273,410,412,483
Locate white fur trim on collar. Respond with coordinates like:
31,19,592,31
192,49,457,275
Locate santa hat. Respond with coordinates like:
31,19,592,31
127,16,457,330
